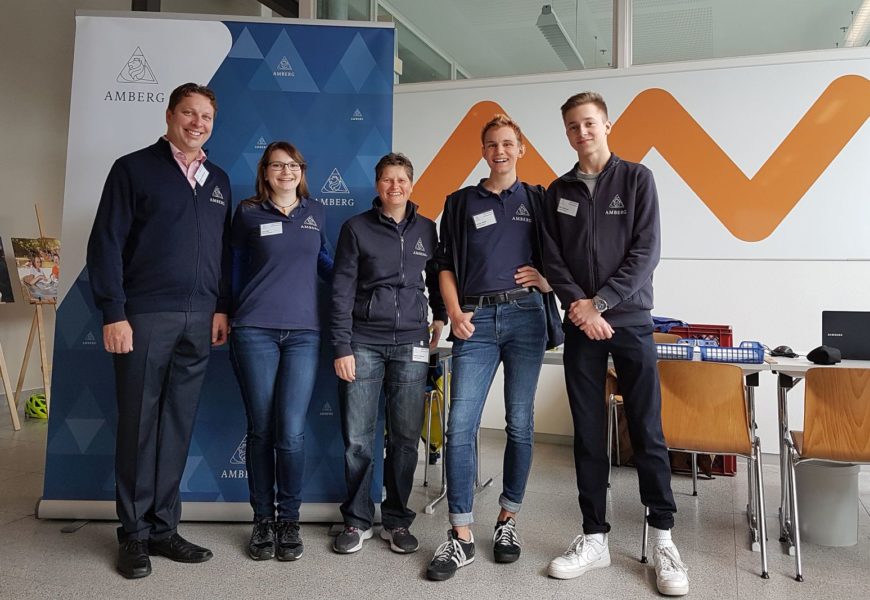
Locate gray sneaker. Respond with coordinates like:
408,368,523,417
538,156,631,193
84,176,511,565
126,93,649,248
380,527,419,553
332,526,373,554
275,521,303,561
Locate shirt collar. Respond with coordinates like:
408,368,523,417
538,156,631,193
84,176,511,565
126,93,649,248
164,136,206,166
475,178,521,198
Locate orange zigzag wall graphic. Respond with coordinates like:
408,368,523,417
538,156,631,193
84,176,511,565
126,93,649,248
412,74,870,242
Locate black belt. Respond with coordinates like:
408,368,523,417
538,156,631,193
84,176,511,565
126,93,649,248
464,287,535,307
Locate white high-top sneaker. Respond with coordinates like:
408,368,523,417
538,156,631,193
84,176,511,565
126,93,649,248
547,533,610,579
652,542,689,596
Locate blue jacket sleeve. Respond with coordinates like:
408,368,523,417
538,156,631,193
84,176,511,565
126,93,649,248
330,222,359,358
86,160,134,325
215,182,233,314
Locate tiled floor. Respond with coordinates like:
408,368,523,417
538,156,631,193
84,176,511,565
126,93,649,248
1,412,869,599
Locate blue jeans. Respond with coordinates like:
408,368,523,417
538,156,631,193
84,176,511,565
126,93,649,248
339,342,429,530
446,291,547,526
230,327,320,521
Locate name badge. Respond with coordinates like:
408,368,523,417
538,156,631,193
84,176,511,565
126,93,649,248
412,346,429,362
557,198,579,217
472,209,497,229
194,164,209,187
260,222,283,237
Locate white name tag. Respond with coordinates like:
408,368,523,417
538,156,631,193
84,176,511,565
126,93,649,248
472,209,497,229
557,198,579,217
412,346,429,362
260,222,283,237
194,164,209,186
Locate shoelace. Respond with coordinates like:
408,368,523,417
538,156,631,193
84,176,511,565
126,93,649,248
564,534,587,557
654,545,687,575
432,537,466,566
253,521,273,540
493,520,520,547
390,527,410,536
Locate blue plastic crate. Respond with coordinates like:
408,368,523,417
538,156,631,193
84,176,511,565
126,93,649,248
656,343,694,361
677,338,718,347
700,341,764,364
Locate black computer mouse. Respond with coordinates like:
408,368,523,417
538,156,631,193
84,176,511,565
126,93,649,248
770,345,798,358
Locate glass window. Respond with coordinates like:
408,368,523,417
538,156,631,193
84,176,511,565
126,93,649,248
632,0,867,65
379,5,452,83
317,0,373,21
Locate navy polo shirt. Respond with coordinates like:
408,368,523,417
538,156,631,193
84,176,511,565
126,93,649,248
463,180,535,296
230,197,331,330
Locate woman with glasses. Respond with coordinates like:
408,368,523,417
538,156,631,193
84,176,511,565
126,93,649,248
229,141,333,562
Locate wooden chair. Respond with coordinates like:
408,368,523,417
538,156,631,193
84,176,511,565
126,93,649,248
641,360,769,579
607,332,681,487
785,367,870,582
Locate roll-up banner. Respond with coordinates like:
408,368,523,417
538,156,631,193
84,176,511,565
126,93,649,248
41,12,395,521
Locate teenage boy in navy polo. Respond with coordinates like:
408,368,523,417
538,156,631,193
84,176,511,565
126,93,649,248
331,153,446,555
87,83,232,580
427,115,558,581
541,91,688,596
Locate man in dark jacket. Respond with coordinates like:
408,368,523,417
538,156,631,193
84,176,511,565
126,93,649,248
542,92,688,596
426,115,558,581
87,83,231,580
331,153,446,556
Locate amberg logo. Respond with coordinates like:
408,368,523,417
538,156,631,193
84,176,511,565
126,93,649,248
315,168,355,207
105,46,165,103
274,56,295,77
116,47,157,84
222,435,248,479
411,75,870,242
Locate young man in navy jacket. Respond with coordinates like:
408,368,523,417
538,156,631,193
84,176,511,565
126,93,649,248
542,92,688,596
331,153,446,555
87,83,231,580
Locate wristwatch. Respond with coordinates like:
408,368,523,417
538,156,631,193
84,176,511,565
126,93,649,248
592,296,608,313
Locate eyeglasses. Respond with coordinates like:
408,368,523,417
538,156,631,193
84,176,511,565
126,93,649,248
268,161,304,172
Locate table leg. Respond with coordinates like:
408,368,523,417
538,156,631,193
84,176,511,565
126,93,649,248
777,373,799,555
424,355,451,514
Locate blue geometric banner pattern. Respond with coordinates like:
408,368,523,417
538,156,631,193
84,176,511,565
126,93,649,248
45,18,394,511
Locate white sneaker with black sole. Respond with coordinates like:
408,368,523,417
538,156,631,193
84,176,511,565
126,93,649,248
652,543,689,596
548,533,610,579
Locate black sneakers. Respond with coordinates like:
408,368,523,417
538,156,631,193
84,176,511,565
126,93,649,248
275,521,303,561
493,517,522,563
380,526,419,553
248,519,275,561
427,530,475,581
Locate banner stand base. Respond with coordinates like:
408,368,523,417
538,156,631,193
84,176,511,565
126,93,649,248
37,500,380,523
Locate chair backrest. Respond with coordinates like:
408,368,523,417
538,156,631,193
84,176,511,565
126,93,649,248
658,361,752,455
653,332,681,344
801,368,870,462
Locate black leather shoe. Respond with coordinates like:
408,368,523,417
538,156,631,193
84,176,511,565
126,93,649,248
148,533,213,563
117,539,151,579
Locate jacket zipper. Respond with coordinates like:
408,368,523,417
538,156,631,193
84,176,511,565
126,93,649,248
587,182,597,293
395,232,404,344
189,185,201,311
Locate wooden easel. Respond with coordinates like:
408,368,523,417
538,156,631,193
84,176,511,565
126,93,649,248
13,205,56,420
1,341,20,430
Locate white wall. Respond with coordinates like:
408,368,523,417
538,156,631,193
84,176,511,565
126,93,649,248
394,52,870,452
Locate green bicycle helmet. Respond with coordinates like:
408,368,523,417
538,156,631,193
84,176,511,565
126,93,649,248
25,394,47,419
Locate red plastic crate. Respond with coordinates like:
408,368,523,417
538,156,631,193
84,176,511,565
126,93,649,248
668,323,733,347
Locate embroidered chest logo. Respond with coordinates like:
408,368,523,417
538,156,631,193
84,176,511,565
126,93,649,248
605,194,627,215
413,237,428,257
513,203,532,223
210,186,226,206
301,215,320,231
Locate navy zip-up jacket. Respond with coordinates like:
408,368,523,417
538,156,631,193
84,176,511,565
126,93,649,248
331,198,447,358
87,138,232,325
541,153,661,327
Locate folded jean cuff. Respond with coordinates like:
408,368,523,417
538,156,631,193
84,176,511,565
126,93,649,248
448,511,474,527
498,494,522,514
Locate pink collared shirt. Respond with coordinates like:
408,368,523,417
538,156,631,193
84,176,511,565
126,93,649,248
165,136,207,188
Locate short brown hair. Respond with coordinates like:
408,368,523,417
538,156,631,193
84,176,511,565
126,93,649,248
560,91,608,119
247,141,310,203
375,153,413,182
168,82,217,112
481,114,524,145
